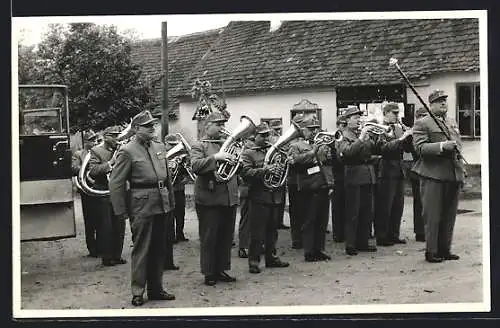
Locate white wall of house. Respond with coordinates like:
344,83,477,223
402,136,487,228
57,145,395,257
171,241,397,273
408,71,481,164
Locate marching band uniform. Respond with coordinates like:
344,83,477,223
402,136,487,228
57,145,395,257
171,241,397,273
412,90,464,263
88,126,126,266
336,106,377,256
374,103,413,246
240,123,290,273
237,137,255,259
109,110,176,306
191,112,239,286
72,130,100,257
289,115,334,262
330,122,346,243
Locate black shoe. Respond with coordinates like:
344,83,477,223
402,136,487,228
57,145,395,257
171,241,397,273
131,295,145,306
204,275,217,286
114,258,127,265
232,241,236,247
392,238,407,244
325,229,331,234
88,252,99,258
425,252,443,263
278,224,290,230
305,253,320,262
357,245,377,252
292,242,303,249
164,264,180,271
315,251,332,261
102,259,115,266
415,234,426,242
376,239,394,246
266,258,290,268
439,253,460,261
249,265,261,274
148,290,176,301
238,248,248,258
217,271,237,282
345,247,358,256
176,234,189,242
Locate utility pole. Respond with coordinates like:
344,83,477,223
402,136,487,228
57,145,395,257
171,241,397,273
161,21,169,139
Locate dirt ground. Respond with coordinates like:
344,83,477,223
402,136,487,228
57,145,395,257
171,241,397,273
18,194,485,311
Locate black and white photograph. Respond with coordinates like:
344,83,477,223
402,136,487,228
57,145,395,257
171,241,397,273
11,10,489,318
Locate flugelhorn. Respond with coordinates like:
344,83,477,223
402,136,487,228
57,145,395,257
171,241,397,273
313,130,343,145
263,121,303,189
360,121,391,135
166,133,197,184
214,115,257,182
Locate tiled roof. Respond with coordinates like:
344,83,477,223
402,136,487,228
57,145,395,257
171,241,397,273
175,19,479,96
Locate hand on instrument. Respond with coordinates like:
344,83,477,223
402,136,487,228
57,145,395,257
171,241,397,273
213,151,237,164
399,128,413,141
441,140,457,152
359,126,372,141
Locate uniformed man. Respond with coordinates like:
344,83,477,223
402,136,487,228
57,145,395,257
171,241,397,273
241,122,290,273
289,115,334,262
237,135,256,259
330,119,346,243
109,110,176,306
374,103,413,246
269,119,290,230
336,106,378,256
88,126,126,266
191,112,239,286
72,130,100,257
412,90,464,263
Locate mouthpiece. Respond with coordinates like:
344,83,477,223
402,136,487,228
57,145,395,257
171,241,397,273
389,58,398,66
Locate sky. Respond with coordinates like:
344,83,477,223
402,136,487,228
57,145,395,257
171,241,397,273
12,11,481,46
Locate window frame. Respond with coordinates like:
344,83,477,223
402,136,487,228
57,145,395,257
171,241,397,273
455,82,480,139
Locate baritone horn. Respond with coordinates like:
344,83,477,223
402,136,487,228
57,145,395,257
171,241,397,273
263,121,304,189
166,133,197,184
214,115,257,182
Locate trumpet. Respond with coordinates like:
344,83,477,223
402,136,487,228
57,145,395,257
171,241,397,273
313,130,343,145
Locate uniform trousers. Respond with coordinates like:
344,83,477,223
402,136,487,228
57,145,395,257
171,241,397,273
331,180,345,241
374,178,404,241
238,196,250,249
248,201,280,264
301,188,330,255
410,175,424,236
195,204,237,276
344,184,374,250
100,198,125,262
277,191,286,226
131,213,168,297
164,212,176,266
420,178,460,254
80,192,100,256
288,184,303,246
173,189,186,238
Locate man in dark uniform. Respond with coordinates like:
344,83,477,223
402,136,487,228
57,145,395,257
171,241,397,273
237,135,255,259
72,130,100,257
191,112,239,286
331,119,346,243
412,89,464,263
269,119,290,230
88,126,126,266
289,115,334,262
374,103,413,246
336,106,378,256
241,122,290,273
109,110,176,306
407,107,428,242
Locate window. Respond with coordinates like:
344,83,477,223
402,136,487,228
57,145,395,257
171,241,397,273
260,117,283,135
456,83,480,138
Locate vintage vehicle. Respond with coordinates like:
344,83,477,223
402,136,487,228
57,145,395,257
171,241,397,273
18,85,76,241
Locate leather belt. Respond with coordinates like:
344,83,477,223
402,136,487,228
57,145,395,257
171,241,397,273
130,180,166,189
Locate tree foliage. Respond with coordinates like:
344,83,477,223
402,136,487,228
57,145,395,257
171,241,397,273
18,23,154,132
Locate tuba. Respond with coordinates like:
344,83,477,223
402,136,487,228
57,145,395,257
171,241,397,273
166,133,197,184
263,121,303,189
214,115,257,182
313,130,343,145
77,121,133,197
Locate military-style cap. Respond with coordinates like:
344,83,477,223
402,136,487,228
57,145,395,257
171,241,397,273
428,89,448,104
103,125,122,136
340,105,363,120
164,134,179,145
269,119,282,129
382,102,400,113
205,111,228,123
132,110,159,126
415,107,428,118
83,130,98,141
255,122,271,134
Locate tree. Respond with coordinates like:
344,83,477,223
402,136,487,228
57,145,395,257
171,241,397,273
19,23,153,132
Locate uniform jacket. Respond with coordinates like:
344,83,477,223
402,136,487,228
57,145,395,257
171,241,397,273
109,138,175,218
288,139,334,191
240,145,284,204
71,148,88,176
412,115,465,182
335,128,377,185
190,139,239,206
237,139,255,198
376,123,413,179
88,143,115,191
